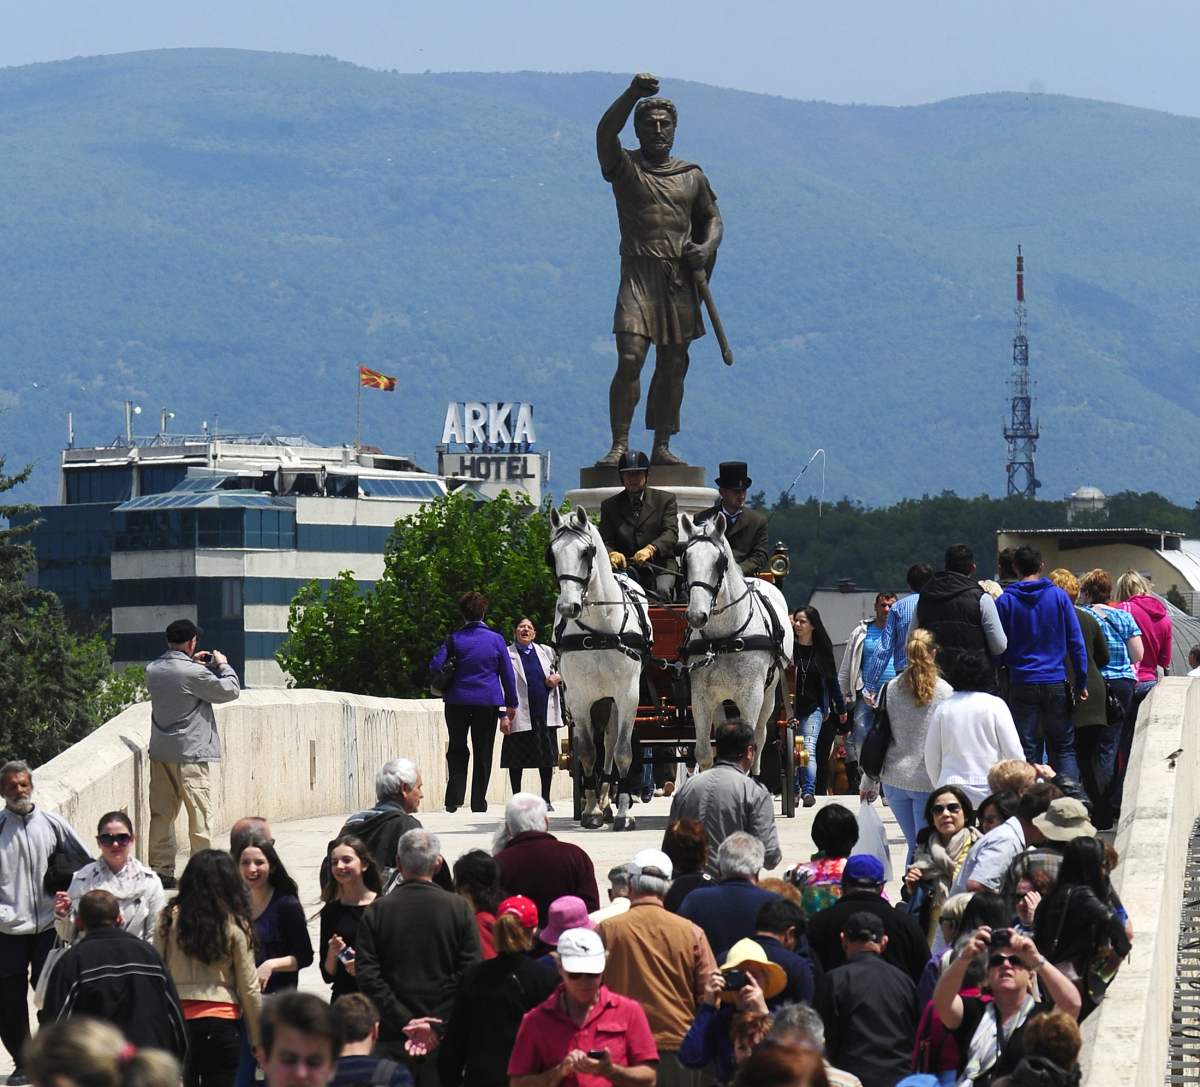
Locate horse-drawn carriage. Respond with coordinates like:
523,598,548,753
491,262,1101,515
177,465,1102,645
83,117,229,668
548,505,802,831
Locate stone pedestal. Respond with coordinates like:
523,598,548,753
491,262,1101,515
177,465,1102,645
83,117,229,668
565,464,717,517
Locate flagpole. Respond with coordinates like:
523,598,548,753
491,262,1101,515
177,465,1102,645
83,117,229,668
355,368,361,454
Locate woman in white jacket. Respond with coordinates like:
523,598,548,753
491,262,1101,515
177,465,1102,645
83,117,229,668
53,811,165,944
503,618,564,807
925,651,1024,806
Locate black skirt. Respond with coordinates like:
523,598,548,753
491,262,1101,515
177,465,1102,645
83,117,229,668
501,716,559,769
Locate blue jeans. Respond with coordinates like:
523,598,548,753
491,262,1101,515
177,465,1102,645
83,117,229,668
1008,681,1080,783
1097,678,1135,792
640,746,654,790
798,709,822,796
883,783,929,866
1109,679,1157,809
846,698,874,765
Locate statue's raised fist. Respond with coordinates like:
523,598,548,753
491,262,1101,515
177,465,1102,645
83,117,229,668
632,73,660,97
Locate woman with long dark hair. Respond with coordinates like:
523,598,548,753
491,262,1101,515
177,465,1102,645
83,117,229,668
154,849,261,1087
429,591,519,813
231,832,313,1087
453,849,504,959
319,835,382,999
791,605,847,806
1033,835,1132,1020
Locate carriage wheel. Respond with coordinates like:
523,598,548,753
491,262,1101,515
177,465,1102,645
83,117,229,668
781,720,797,819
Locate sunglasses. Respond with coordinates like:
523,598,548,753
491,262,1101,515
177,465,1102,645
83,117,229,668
931,803,962,815
566,971,601,980
988,954,1026,970
98,833,133,847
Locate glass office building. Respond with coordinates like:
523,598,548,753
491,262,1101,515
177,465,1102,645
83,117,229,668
17,435,446,686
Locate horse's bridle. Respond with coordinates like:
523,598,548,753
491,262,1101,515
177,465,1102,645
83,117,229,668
549,526,596,589
680,533,753,617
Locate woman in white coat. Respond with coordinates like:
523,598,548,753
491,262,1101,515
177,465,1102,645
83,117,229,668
503,618,564,807
53,810,165,944
925,651,1024,806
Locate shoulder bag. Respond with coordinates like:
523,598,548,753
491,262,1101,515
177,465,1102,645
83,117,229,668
858,681,893,779
429,632,457,697
43,820,91,896
1094,610,1128,726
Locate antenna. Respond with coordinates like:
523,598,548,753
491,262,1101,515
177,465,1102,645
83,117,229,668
1003,246,1040,497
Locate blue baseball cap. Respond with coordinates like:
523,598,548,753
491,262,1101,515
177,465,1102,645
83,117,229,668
843,854,886,885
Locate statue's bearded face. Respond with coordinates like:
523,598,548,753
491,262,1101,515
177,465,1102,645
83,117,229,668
635,110,675,159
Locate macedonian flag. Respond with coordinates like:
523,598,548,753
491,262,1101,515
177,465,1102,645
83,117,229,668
360,365,397,391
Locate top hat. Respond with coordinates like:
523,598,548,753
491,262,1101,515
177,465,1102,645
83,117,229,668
715,461,752,489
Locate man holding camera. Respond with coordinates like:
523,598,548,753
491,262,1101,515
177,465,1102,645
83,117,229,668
145,618,241,888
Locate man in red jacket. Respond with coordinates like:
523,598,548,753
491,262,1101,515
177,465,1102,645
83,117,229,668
495,794,600,927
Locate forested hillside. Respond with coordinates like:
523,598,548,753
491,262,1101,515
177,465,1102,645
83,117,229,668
1,51,1199,505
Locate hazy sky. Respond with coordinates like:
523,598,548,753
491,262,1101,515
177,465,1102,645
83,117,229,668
3,0,1200,116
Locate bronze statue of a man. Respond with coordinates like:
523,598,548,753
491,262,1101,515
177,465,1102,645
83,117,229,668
595,73,724,467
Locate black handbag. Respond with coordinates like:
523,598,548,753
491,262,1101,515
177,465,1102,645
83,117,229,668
858,682,893,779
43,823,91,895
1104,682,1125,727
430,633,457,697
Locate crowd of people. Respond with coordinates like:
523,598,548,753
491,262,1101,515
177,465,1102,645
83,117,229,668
0,537,1178,1087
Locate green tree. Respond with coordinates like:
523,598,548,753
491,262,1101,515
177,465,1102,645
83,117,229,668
278,490,560,696
0,455,120,766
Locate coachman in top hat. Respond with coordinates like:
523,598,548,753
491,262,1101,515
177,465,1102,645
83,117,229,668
695,461,769,576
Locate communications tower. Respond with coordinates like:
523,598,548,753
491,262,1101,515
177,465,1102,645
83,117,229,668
1004,246,1040,497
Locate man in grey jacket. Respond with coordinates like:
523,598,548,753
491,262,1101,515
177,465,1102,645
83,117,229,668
145,619,241,887
0,760,90,1083
668,718,782,876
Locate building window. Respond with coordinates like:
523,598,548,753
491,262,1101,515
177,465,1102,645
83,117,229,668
141,465,188,496
221,578,243,619
66,468,133,504
296,523,393,552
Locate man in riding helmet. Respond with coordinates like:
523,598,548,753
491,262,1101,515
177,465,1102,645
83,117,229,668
599,450,679,602
695,461,770,576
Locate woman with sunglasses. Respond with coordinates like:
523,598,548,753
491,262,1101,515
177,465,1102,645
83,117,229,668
902,786,981,944
54,811,165,943
932,924,1080,1086
1032,835,1132,1020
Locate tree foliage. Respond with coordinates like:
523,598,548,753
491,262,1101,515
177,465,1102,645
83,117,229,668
278,491,560,696
0,454,145,766
768,489,1200,608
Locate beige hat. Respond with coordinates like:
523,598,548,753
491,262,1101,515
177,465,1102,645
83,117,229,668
719,938,787,1003
1032,797,1097,842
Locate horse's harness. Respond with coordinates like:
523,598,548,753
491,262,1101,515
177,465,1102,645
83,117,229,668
549,526,653,663
677,534,788,687
549,527,787,683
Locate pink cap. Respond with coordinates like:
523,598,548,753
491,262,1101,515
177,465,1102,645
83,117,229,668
540,895,597,946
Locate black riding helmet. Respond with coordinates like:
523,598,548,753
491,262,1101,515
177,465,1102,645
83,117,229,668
617,449,651,473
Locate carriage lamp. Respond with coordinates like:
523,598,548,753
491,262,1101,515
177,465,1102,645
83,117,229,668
794,736,809,767
559,736,571,771
769,542,790,581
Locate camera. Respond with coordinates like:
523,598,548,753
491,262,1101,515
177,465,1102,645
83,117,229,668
337,947,355,965
722,969,750,991
586,1051,607,1061
988,928,1012,948
193,651,221,671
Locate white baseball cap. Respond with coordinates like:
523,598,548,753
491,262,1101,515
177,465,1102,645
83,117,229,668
628,848,673,881
557,927,607,973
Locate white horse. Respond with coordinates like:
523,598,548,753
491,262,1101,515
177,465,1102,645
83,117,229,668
678,511,794,774
548,506,652,831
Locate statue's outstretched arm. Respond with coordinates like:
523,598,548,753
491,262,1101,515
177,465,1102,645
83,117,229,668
597,73,659,174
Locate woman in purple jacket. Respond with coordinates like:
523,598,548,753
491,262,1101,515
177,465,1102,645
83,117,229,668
430,591,519,813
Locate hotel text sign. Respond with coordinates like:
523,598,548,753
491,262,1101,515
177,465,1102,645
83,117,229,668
441,402,536,450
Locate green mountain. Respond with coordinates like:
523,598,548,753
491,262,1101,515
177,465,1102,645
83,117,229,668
2,50,1199,506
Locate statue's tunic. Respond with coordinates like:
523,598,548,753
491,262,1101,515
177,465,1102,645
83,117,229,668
604,148,718,347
